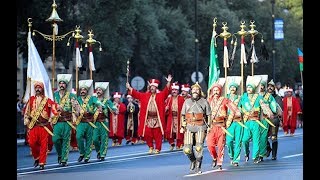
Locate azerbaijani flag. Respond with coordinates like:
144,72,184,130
297,48,303,72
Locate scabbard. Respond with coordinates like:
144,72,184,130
221,127,233,137
66,121,77,130
265,118,276,127
255,120,268,129
88,121,97,128
237,121,248,129
43,126,54,136
100,122,110,132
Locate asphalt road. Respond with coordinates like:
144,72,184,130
17,128,303,180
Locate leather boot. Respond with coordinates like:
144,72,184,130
271,141,278,160
266,141,272,157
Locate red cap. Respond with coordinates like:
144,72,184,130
149,79,160,87
113,92,122,98
171,82,180,90
181,84,190,92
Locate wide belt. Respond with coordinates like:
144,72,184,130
172,111,178,116
185,113,204,126
233,117,242,122
212,117,225,126
96,118,107,122
147,111,158,117
81,112,93,122
58,112,72,122
35,116,49,124
247,111,259,120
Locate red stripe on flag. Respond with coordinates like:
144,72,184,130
298,56,303,63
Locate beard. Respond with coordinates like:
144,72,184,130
191,92,199,100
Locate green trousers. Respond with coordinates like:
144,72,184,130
76,122,94,160
259,119,270,157
52,122,71,163
93,121,109,158
226,121,244,163
242,120,261,160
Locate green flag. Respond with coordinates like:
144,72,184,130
207,31,220,97
299,63,303,72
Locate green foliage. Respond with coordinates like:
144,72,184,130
17,0,303,92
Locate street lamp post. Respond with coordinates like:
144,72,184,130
271,0,276,81
31,0,74,89
195,0,199,82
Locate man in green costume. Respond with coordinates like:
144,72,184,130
256,75,277,162
52,74,77,166
225,76,244,167
238,76,273,164
93,82,118,161
72,79,104,163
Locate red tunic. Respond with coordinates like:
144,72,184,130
129,86,170,136
282,96,301,129
109,102,127,138
165,95,185,140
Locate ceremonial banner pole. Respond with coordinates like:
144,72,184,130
126,59,130,83
85,30,102,80
237,21,248,95
219,22,231,95
31,0,74,90
67,26,83,95
247,21,259,76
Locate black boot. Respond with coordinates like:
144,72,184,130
271,141,278,160
58,156,62,164
212,159,217,168
97,152,101,159
266,141,272,157
33,159,39,168
78,155,84,162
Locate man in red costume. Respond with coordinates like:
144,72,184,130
126,75,172,154
282,87,302,136
109,92,126,146
165,82,185,150
206,81,241,170
23,81,59,170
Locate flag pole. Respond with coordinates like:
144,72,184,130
237,21,248,95
73,26,83,95
85,29,102,80
219,22,231,96
248,21,259,76
300,71,303,87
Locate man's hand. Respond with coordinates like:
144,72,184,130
126,82,132,91
165,74,173,82
180,127,185,133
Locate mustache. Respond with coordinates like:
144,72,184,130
36,90,41,93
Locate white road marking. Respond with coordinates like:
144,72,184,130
282,153,303,159
184,169,226,177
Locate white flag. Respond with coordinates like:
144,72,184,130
23,32,53,103
240,43,247,64
89,51,96,71
76,46,82,68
